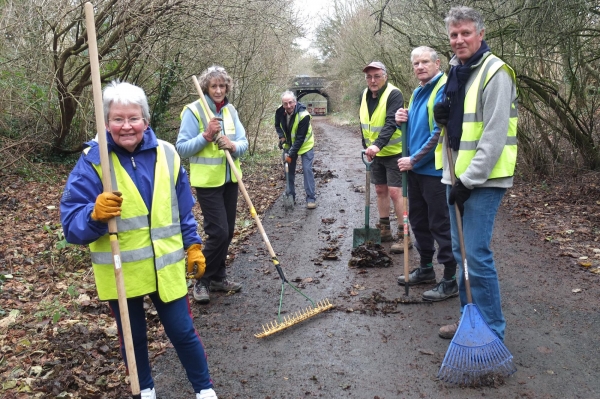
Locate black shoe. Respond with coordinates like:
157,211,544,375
422,278,458,301
397,267,436,286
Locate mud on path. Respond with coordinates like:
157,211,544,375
154,118,600,399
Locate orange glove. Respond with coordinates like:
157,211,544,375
286,155,293,164
186,243,206,279
91,191,123,223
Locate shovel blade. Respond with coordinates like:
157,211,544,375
283,194,294,211
352,227,381,248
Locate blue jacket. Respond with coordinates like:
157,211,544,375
60,127,201,248
406,72,445,176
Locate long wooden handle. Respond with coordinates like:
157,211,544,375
401,122,410,294
191,76,278,261
84,3,140,396
444,128,472,303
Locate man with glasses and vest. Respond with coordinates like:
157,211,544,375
360,61,412,253
433,6,518,341
275,90,317,209
395,46,458,302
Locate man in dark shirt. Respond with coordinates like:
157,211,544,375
359,61,412,253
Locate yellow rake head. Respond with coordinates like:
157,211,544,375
255,299,335,338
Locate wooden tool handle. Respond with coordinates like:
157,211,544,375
84,3,140,396
401,122,410,292
444,128,472,303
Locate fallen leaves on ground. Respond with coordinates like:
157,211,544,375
348,244,392,268
507,169,600,273
0,156,282,398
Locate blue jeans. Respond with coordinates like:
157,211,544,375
109,294,213,393
447,185,507,341
288,148,316,202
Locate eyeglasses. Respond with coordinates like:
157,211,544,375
365,74,385,81
109,117,145,126
207,66,225,73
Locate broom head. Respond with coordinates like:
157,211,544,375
438,303,517,384
255,299,334,338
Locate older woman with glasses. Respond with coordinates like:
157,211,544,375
60,81,218,399
176,65,249,304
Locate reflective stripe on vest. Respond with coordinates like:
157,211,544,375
279,110,314,155
454,55,518,178
435,129,446,170
88,141,187,303
183,99,242,187
359,83,403,157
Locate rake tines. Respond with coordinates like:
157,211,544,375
438,339,517,384
255,299,334,338
438,304,516,385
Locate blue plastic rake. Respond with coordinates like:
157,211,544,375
438,304,516,384
438,133,516,384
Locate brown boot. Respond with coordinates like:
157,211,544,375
376,222,393,242
390,233,413,253
439,321,459,339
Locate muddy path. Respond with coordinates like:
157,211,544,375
153,118,600,399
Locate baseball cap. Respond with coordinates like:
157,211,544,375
363,61,387,73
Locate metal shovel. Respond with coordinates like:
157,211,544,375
353,150,381,248
283,150,294,211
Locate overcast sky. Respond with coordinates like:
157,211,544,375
294,0,335,52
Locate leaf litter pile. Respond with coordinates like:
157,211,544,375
348,243,392,268
1,156,599,397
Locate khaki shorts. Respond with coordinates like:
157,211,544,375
370,155,403,187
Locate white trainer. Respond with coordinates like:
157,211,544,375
141,387,156,399
197,388,218,399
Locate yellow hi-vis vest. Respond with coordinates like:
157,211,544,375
182,99,241,188
88,140,187,303
279,110,314,155
360,83,403,157
436,55,518,176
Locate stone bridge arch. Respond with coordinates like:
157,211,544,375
290,76,331,115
